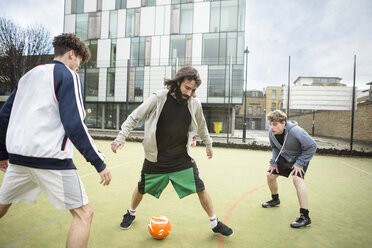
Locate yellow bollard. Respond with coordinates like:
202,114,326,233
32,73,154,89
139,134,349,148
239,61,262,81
213,122,223,134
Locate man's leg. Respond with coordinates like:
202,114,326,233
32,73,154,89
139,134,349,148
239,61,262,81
267,173,279,194
131,186,143,210
292,176,308,209
120,186,143,230
197,189,214,217
262,174,280,208
290,176,311,228
197,189,233,236
0,203,11,218
67,204,94,248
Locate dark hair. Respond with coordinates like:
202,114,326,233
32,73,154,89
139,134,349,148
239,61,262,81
164,66,202,96
52,33,90,64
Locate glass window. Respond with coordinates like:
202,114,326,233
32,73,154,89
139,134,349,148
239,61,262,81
106,68,115,101
110,39,117,67
142,0,156,6
220,0,238,32
85,103,102,128
256,107,261,115
104,103,117,129
126,9,135,37
226,32,237,64
134,67,144,102
87,40,98,68
77,0,84,14
219,32,226,64
202,33,219,64
131,37,146,66
180,4,193,34
208,65,225,103
116,0,126,9
272,90,277,99
248,106,253,114
88,12,101,40
209,1,220,32
109,10,118,38
271,102,276,111
237,32,244,64
86,69,99,101
169,35,186,66
71,0,77,13
231,64,243,104
238,0,245,31
76,14,88,40
281,90,284,99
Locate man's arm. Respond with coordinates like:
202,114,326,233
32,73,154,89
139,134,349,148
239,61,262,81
55,68,108,176
193,99,213,159
113,93,158,146
293,127,317,168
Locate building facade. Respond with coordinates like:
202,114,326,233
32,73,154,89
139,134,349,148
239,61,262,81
63,0,246,131
236,90,266,130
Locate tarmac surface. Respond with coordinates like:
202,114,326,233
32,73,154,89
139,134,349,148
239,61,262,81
89,128,372,155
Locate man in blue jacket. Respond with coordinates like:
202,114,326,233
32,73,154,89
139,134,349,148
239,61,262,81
0,33,112,247
262,110,317,228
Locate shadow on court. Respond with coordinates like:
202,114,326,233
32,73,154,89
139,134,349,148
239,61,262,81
1,141,371,248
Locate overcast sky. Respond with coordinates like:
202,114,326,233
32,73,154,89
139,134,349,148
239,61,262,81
1,0,371,90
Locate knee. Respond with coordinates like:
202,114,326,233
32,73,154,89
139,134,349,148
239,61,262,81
266,174,276,181
73,204,94,224
292,176,303,187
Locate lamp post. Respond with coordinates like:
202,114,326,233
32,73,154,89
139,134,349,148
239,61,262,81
243,46,249,143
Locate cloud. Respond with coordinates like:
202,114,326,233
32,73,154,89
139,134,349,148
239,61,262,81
246,0,372,90
0,0,64,37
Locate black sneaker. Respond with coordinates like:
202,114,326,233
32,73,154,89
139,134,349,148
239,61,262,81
120,210,136,230
290,215,311,228
262,198,280,208
212,220,234,237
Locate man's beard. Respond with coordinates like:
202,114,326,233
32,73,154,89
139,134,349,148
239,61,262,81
174,86,190,104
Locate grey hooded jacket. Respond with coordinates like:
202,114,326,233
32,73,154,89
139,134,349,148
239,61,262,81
115,89,212,162
269,120,317,168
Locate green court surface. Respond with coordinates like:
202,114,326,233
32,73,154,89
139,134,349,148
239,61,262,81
0,140,371,248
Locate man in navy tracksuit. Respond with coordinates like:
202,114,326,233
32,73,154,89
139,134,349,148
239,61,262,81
0,33,112,247
262,110,317,228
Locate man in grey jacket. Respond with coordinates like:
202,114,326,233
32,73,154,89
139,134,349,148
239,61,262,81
111,66,233,237
262,110,317,228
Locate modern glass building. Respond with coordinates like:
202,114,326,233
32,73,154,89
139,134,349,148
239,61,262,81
64,0,246,132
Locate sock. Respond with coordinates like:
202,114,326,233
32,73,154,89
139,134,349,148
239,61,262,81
129,208,136,216
209,216,218,229
300,208,309,218
272,194,279,200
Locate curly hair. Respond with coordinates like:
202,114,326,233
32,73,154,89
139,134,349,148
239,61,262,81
52,33,90,64
267,110,287,123
164,66,202,96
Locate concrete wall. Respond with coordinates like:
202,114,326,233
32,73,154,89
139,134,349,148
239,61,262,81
290,101,372,143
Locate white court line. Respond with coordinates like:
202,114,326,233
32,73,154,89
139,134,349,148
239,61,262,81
341,161,372,176
80,158,142,178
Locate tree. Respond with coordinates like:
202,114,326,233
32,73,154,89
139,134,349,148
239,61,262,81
0,17,53,93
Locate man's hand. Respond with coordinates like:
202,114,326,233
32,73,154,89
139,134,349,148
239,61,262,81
291,165,304,177
111,140,124,153
99,167,112,186
206,148,213,159
267,166,279,176
0,160,9,172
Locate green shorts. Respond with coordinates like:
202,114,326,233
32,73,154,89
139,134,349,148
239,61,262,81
138,163,205,199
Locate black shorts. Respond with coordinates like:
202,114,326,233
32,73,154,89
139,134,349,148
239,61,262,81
272,156,309,179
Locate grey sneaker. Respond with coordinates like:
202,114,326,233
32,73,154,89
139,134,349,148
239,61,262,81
120,210,136,230
262,198,280,208
212,220,234,237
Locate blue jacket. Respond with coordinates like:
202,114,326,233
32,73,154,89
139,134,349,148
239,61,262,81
269,120,317,168
0,61,106,172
